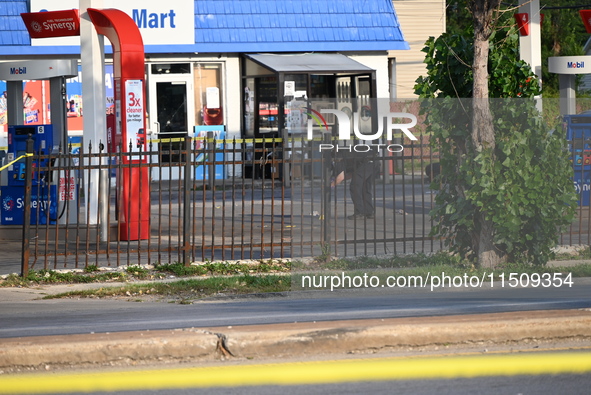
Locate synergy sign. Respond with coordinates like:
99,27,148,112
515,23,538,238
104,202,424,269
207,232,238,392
21,9,80,38
306,105,418,153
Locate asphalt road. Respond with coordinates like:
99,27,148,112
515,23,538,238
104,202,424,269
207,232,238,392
61,374,591,395
1,278,590,338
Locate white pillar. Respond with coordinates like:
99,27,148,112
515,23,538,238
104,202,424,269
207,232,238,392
559,74,577,115
49,77,68,149
6,81,24,126
519,0,542,110
519,0,542,80
80,0,108,236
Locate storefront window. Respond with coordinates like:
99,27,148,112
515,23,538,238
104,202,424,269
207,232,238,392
258,76,278,135
283,74,307,98
194,63,223,126
283,74,308,134
151,64,191,74
244,78,255,137
310,75,335,99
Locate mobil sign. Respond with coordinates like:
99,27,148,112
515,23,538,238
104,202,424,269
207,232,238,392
549,56,591,74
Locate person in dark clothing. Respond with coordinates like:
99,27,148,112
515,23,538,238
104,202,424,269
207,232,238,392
425,162,440,182
331,150,378,219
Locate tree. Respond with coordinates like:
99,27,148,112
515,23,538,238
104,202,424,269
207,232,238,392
447,0,588,95
415,17,577,267
446,0,474,35
470,0,502,267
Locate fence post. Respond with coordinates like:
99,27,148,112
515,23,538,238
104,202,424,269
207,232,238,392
282,128,291,188
207,131,215,190
182,136,192,266
99,143,110,242
20,136,34,277
321,131,332,253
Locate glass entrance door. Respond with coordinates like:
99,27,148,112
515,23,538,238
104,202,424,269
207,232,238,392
157,82,187,136
148,67,194,180
156,81,188,163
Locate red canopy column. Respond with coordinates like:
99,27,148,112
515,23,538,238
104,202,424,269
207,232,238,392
87,8,149,241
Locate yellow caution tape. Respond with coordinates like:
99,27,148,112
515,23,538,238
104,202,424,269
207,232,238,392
0,153,33,172
146,137,285,145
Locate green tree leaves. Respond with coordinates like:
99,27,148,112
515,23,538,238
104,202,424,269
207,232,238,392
415,29,577,266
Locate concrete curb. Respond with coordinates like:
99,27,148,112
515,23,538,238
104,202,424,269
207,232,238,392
1,309,590,371
225,310,591,359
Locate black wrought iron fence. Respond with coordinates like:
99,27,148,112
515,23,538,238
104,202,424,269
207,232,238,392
3,131,590,275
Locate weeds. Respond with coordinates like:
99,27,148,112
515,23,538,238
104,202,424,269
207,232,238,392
1,269,127,287
154,260,290,277
314,243,332,263
84,265,99,273
125,265,150,279
307,251,464,271
154,262,207,276
3,250,591,300
554,246,591,261
43,274,290,301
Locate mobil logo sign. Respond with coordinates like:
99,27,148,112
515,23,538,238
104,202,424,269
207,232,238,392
549,56,591,75
568,61,585,69
9,67,26,75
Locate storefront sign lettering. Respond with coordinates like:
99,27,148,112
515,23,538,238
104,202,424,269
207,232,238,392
132,9,177,29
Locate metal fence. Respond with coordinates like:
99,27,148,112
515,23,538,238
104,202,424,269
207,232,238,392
3,131,591,274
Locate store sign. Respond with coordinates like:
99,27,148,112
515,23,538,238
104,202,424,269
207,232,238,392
549,56,591,75
21,9,80,38
30,0,194,46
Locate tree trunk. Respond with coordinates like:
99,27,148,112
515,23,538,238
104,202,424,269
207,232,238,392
471,0,503,269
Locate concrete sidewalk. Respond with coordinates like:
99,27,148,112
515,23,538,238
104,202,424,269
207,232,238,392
1,307,590,372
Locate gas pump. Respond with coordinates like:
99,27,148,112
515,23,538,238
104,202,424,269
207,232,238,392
0,60,79,226
1,124,78,225
2,124,56,224
6,125,56,186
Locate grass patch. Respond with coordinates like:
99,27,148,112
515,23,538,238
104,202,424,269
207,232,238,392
0,269,128,287
553,246,591,261
84,265,99,273
154,260,291,277
3,250,591,300
0,259,292,288
43,274,290,302
517,263,591,279
155,262,207,276
125,265,151,279
297,252,465,271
